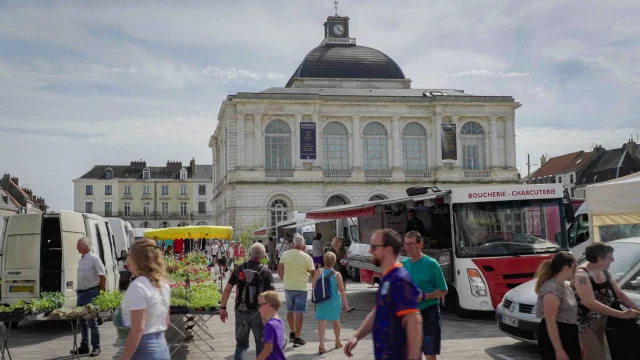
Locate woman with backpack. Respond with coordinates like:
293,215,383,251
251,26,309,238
312,252,348,354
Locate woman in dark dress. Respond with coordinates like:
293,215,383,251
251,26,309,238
534,252,582,360
327,237,348,288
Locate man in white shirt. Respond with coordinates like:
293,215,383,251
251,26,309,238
73,237,106,357
210,240,219,265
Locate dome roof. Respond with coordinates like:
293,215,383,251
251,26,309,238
286,44,405,87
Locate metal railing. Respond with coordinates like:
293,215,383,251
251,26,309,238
85,211,213,220
265,169,294,178
323,170,352,178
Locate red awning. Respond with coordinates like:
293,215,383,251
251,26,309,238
305,205,374,220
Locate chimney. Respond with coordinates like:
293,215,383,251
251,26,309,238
540,155,547,166
593,144,605,154
190,158,196,171
625,138,638,159
166,160,183,169
10,177,18,186
130,160,147,168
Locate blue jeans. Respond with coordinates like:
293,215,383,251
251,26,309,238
132,332,170,360
77,288,100,348
285,290,308,313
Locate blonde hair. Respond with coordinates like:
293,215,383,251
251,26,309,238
130,238,166,288
323,251,337,268
260,290,281,311
534,251,575,293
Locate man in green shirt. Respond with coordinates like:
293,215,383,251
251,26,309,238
401,231,448,360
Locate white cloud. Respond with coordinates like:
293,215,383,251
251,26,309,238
201,65,286,83
449,70,530,78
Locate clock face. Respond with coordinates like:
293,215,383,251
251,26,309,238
333,24,345,36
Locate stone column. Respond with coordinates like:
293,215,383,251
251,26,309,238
391,116,402,170
352,116,362,169
453,116,463,169
505,116,515,168
484,134,491,170
313,114,322,169
254,114,263,168
490,116,498,168
236,114,245,168
294,114,303,169
428,117,436,169
434,115,443,168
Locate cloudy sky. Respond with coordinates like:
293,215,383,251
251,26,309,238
1,0,639,211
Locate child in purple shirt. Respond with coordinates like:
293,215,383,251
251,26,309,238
257,291,286,360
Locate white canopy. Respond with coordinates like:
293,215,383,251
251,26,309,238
586,171,640,242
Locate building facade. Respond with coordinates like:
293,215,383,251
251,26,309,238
528,151,597,198
0,186,20,216
0,174,47,214
210,13,520,235
73,159,213,228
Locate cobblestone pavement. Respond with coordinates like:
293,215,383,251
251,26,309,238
4,271,541,359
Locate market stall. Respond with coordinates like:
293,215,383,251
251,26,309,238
586,171,640,242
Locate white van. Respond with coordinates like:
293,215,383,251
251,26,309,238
107,218,134,290
1,211,119,308
132,228,152,242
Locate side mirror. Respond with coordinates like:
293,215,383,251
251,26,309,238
630,277,640,288
119,250,128,261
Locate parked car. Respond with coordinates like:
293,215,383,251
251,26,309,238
495,237,640,343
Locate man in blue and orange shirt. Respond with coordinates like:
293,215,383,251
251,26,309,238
344,228,423,360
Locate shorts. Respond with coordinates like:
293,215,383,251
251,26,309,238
285,290,308,313
217,257,226,266
313,256,324,266
421,304,441,355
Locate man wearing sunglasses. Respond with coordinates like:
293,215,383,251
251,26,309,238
344,229,423,360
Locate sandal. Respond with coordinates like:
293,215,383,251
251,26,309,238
335,341,343,349
319,345,326,354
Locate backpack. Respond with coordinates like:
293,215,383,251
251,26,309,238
312,270,335,304
237,264,267,311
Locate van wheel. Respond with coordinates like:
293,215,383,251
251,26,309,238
3,321,19,329
350,267,360,282
445,288,471,319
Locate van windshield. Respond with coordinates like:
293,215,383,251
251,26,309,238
453,199,567,258
303,232,315,245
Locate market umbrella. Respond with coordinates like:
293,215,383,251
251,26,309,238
144,226,233,240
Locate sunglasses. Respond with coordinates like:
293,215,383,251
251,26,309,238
258,302,270,307
369,244,387,251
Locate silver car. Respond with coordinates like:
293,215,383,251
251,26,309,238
495,237,640,343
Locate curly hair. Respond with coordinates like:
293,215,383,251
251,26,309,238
130,238,166,288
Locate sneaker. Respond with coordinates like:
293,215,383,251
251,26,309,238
70,346,90,355
89,347,101,357
289,332,295,341
293,338,306,347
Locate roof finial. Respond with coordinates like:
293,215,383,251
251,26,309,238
333,0,339,16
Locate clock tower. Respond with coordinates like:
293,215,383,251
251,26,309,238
324,15,350,39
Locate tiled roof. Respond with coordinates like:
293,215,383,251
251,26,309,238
192,165,212,180
576,148,640,186
531,151,596,179
78,164,193,180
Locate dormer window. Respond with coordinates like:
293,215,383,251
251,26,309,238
180,168,187,180
143,168,150,180
104,167,113,180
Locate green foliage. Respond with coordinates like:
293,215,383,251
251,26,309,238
30,292,65,314
0,300,28,313
92,290,124,312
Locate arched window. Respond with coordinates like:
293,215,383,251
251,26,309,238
460,122,486,170
140,221,152,228
160,221,169,228
196,221,208,226
326,195,349,207
270,199,288,236
177,222,189,227
362,122,388,171
322,122,349,170
402,122,428,171
265,120,292,170
369,195,387,201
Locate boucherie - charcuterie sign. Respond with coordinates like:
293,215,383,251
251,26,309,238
451,184,563,203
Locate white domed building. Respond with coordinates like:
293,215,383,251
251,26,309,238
209,13,520,234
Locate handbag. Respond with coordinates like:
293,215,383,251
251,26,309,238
605,272,640,360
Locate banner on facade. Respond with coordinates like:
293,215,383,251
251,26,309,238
441,124,457,161
300,122,317,161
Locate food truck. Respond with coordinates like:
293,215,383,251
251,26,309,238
303,184,570,316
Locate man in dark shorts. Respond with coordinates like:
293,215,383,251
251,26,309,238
344,229,422,360
402,231,448,360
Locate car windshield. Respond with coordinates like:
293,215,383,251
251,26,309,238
598,224,640,243
303,232,315,245
578,241,640,283
454,199,566,258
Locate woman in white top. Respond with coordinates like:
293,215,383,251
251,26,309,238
121,238,171,360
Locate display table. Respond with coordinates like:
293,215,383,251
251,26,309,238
0,310,28,360
42,311,112,360
167,307,219,359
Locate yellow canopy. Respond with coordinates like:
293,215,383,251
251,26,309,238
144,226,233,240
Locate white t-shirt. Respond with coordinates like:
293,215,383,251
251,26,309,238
211,245,219,257
77,252,106,291
121,276,171,334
